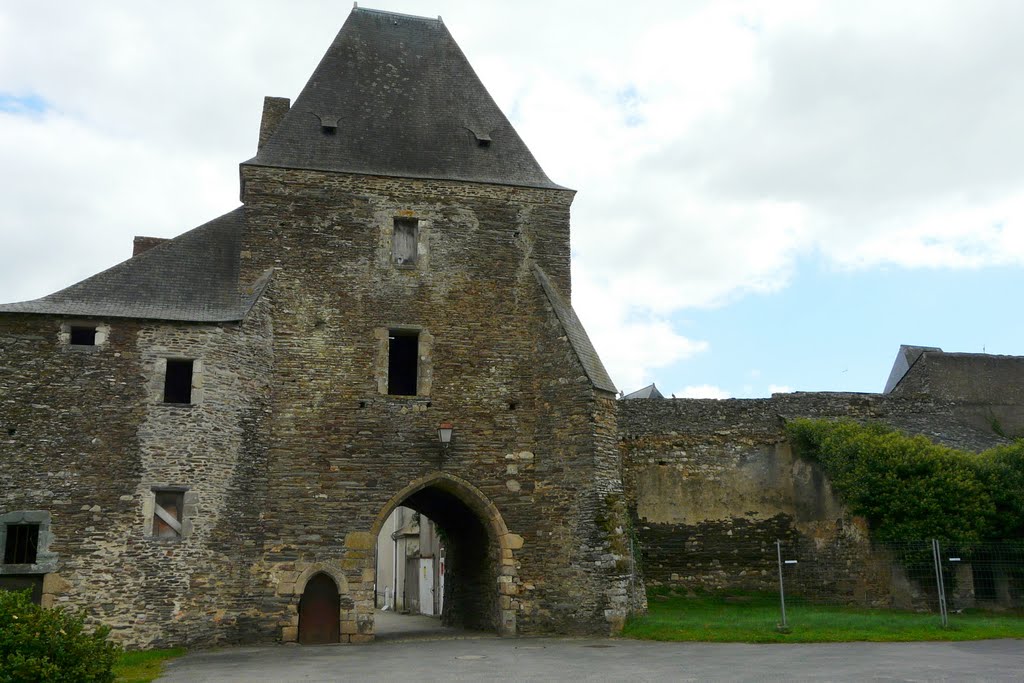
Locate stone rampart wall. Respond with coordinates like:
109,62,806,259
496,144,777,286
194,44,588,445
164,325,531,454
617,392,1003,601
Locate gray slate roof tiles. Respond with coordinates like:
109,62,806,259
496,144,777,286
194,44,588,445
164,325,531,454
533,263,617,394
245,8,563,189
0,209,264,322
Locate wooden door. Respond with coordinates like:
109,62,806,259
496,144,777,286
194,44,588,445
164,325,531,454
298,573,340,644
418,558,434,616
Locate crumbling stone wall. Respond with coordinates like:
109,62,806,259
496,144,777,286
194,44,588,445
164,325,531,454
618,392,1008,601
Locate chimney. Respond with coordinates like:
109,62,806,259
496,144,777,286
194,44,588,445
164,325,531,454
259,96,291,150
133,236,168,256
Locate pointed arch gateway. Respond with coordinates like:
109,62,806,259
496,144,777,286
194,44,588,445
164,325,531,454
371,472,519,636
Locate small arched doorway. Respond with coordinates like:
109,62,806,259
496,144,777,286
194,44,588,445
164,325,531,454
298,572,340,644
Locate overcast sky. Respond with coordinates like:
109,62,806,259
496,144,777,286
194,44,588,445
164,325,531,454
2,1,1022,397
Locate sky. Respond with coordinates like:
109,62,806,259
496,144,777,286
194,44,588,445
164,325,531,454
1,0,1022,398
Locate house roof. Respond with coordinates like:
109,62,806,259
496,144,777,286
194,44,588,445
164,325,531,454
0,209,268,322
245,7,563,190
622,383,664,400
533,263,617,394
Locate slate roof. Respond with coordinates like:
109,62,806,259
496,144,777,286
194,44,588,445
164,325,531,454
0,209,268,322
622,383,664,400
533,263,617,394
245,7,563,190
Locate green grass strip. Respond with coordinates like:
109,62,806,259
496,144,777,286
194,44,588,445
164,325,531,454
113,647,186,683
623,595,1024,643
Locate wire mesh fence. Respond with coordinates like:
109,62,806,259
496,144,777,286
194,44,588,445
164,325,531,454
774,538,1024,627
641,535,1024,633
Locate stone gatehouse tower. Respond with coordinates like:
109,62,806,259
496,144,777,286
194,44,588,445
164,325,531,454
0,7,640,647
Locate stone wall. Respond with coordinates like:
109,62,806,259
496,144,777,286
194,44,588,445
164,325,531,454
618,391,1008,600
0,301,273,648
236,164,637,641
891,351,1024,437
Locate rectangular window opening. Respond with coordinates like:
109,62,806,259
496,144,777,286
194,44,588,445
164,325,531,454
388,330,419,396
163,359,194,404
4,523,39,564
392,217,419,266
153,490,184,539
69,325,97,346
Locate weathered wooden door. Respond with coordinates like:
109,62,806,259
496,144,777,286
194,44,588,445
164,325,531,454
298,573,340,644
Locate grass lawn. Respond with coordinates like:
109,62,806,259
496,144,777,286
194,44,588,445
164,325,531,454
113,648,186,683
623,594,1024,643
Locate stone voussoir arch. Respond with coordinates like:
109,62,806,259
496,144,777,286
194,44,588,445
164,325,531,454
369,470,522,635
279,562,351,643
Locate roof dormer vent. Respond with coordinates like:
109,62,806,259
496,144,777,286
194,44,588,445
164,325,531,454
466,126,492,148
316,114,340,135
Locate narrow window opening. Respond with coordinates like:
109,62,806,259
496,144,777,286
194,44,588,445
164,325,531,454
153,490,184,539
163,359,194,404
321,126,337,136
4,523,39,564
477,138,491,148
508,401,518,411
388,331,419,396
392,218,418,266
70,325,97,346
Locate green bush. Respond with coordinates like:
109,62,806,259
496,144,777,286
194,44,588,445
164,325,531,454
786,419,1013,545
975,441,1024,539
0,588,121,683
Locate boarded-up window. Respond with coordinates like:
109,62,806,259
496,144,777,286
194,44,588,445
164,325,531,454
164,359,194,404
392,218,418,266
3,524,39,564
153,490,184,538
388,330,419,396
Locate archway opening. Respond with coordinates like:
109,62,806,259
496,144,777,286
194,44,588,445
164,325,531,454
374,482,502,637
298,572,340,644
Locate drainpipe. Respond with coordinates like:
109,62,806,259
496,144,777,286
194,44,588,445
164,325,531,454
392,512,399,611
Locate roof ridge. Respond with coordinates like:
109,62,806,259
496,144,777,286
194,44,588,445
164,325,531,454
353,6,442,23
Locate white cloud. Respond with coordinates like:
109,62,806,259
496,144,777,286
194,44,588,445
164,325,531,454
768,385,794,395
1,0,1022,390
674,384,732,400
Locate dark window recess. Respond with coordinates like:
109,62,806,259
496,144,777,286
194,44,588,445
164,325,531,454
392,218,418,266
163,359,194,404
4,524,39,564
388,331,419,396
70,326,97,345
153,490,184,539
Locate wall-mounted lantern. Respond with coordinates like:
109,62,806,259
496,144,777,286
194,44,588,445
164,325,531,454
437,421,454,449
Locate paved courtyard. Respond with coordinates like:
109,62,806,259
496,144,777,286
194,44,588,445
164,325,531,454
159,629,1024,682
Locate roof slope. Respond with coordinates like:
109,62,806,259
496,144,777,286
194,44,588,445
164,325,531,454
623,383,664,400
883,344,942,393
533,263,616,394
0,209,264,322
246,7,562,189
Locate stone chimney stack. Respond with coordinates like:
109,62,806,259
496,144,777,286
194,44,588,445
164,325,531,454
259,96,291,150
